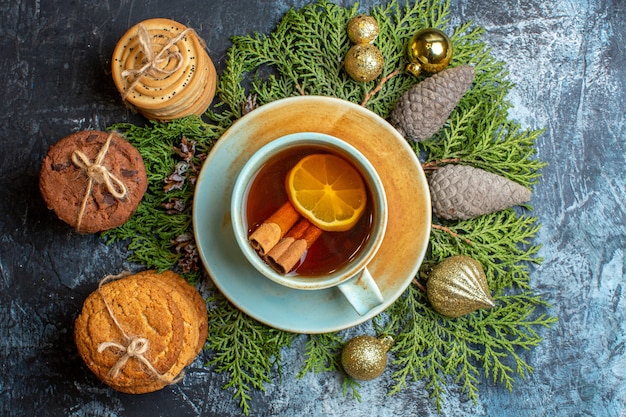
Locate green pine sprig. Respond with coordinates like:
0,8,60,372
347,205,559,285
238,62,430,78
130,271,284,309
296,333,365,401
297,333,344,375
381,285,556,411
428,210,543,292
104,116,223,282
102,0,557,414
204,293,297,415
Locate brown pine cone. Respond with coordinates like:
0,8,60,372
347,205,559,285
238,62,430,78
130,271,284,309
390,65,475,142
429,164,532,220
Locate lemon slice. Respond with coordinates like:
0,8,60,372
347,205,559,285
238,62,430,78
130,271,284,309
286,153,367,232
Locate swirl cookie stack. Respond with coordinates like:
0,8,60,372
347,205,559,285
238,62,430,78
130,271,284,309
112,18,217,121
74,270,208,394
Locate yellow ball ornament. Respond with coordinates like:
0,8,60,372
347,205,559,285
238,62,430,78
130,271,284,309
344,15,384,83
347,14,379,44
341,335,394,381
406,28,453,77
344,44,384,82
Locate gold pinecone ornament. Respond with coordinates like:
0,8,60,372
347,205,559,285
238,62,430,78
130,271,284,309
429,164,532,220
426,255,495,318
390,65,475,142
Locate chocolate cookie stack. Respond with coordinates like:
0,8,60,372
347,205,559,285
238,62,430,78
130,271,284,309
39,130,147,234
74,270,208,394
112,18,217,121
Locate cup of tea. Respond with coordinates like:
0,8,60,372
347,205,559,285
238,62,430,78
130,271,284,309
231,132,388,316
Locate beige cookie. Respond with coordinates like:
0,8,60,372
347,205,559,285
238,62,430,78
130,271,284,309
74,275,185,393
75,270,209,394
136,270,208,355
111,18,217,121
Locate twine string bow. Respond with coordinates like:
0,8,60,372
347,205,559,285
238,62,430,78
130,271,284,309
71,133,128,232
98,336,152,378
120,24,194,101
96,272,181,384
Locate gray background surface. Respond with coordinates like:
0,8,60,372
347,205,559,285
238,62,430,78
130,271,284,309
1,0,624,416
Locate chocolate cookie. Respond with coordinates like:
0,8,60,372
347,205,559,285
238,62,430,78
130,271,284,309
39,130,147,233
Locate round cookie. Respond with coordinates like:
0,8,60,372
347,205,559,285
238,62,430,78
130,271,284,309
74,270,209,394
39,130,147,233
119,271,208,394
111,18,217,121
134,272,200,367
135,270,208,355
74,275,185,393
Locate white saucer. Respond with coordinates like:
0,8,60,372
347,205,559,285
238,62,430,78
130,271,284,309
192,96,431,333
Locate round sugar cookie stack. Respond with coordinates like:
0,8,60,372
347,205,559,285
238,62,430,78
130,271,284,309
74,270,208,394
112,18,217,121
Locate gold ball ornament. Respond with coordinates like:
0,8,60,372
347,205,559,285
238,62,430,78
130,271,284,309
406,28,453,77
426,255,495,318
347,15,380,44
344,44,384,82
341,335,394,381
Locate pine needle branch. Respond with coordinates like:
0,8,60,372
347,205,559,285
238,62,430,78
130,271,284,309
205,292,296,416
298,333,344,376
102,0,556,413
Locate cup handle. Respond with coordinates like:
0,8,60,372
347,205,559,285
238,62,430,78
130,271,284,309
337,268,384,316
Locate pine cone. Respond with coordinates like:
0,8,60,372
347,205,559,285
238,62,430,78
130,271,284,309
429,164,532,220
390,65,475,142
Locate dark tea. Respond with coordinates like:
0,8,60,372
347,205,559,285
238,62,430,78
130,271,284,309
244,145,374,276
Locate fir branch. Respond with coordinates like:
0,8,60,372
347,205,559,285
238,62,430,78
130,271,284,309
383,285,557,410
205,293,296,416
384,286,452,410
102,0,556,413
103,116,221,281
342,377,363,402
431,210,543,292
297,332,366,400
298,333,344,376
431,223,473,244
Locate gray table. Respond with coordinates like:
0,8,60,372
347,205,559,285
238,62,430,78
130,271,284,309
1,0,624,416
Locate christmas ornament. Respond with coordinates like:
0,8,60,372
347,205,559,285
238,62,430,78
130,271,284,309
341,335,394,381
347,15,379,44
426,255,495,318
406,28,453,77
344,15,384,82
429,164,532,220
344,44,384,82
390,64,475,142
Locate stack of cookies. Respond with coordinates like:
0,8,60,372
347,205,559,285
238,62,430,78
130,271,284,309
39,130,148,234
111,18,217,121
74,270,208,394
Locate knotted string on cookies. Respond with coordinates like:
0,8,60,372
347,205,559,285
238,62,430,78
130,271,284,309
98,336,151,379
96,272,183,384
120,24,195,101
71,133,128,232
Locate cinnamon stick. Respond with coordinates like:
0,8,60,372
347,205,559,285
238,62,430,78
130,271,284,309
248,201,300,255
264,218,310,261
249,200,324,274
266,220,322,274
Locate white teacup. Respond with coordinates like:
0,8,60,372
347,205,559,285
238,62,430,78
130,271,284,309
231,132,387,315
